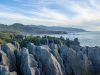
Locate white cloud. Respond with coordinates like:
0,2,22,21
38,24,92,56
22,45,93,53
0,0,100,31
29,8,69,21
61,0,100,28
0,10,68,26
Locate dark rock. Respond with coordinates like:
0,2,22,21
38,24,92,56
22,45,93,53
20,48,40,75
88,47,100,75
0,65,9,75
1,41,100,75
61,46,93,75
1,43,17,72
49,44,66,75
36,45,63,75
0,50,9,67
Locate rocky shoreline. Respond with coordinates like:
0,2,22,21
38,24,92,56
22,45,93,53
0,39,100,75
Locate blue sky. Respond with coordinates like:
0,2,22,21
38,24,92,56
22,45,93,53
0,0,100,31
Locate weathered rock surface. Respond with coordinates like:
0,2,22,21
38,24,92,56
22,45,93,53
1,43,17,72
0,42,100,75
0,50,9,67
61,46,93,75
49,44,66,75
20,48,40,75
36,45,63,75
87,47,100,75
0,65,9,75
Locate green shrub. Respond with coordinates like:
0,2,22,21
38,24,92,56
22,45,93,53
0,39,4,44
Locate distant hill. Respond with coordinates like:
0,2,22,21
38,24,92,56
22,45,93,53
0,23,67,34
0,23,86,34
34,25,86,33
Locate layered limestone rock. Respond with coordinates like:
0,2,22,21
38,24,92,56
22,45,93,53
35,45,63,75
0,42,100,75
20,48,40,75
87,47,100,75
27,43,36,56
61,46,93,75
0,50,9,67
49,44,66,75
0,65,9,75
1,43,17,72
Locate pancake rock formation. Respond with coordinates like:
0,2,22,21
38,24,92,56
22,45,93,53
0,41,100,75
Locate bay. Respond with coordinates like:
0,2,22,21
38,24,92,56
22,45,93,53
33,31,100,47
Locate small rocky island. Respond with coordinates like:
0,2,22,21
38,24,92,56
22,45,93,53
0,33,100,75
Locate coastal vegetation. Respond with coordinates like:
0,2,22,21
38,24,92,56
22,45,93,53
0,31,24,44
0,31,80,48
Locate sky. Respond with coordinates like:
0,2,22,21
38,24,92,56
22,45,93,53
0,0,100,31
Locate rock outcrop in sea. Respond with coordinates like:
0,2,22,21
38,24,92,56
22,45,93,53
0,39,100,75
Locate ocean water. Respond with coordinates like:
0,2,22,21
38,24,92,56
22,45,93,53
33,32,100,47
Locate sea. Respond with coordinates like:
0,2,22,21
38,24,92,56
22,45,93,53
33,31,100,47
